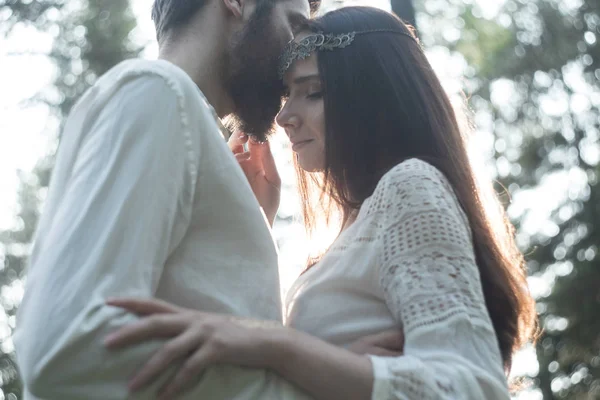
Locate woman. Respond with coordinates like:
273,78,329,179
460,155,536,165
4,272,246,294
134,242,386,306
105,6,537,399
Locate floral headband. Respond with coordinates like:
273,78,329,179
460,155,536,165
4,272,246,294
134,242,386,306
278,29,420,79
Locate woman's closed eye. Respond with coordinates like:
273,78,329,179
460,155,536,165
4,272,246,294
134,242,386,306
283,81,322,101
306,83,323,100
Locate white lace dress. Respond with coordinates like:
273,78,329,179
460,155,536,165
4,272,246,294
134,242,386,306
285,159,511,399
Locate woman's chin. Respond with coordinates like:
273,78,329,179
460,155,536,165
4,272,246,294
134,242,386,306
297,158,324,173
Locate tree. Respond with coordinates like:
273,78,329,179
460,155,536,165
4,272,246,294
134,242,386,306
0,1,140,397
450,0,600,398
0,0,66,36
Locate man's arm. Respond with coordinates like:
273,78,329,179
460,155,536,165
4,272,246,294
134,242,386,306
14,75,197,399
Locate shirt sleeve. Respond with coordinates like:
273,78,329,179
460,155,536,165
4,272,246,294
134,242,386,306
14,74,199,399
368,160,511,400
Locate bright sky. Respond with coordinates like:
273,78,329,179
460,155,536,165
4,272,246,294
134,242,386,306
0,1,554,397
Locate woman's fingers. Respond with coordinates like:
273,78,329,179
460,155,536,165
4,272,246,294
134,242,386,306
104,314,187,348
235,152,252,162
228,132,249,154
157,346,215,400
248,139,281,187
129,329,204,392
106,297,181,315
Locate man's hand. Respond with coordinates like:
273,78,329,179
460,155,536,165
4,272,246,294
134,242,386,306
228,133,281,226
348,329,405,357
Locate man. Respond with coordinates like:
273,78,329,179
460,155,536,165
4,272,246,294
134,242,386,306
14,0,319,398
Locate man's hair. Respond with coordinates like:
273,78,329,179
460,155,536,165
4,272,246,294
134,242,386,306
152,0,322,43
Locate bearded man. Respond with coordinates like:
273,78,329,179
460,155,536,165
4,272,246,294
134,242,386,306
14,0,321,398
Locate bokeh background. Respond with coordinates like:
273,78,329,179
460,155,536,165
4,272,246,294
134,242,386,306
1,0,599,398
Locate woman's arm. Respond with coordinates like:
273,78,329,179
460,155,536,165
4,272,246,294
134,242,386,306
105,298,403,400
268,327,375,400
365,160,511,399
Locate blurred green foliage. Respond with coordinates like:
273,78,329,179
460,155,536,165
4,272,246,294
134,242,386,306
1,0,598,399
442,0,600,398
0,0,140,397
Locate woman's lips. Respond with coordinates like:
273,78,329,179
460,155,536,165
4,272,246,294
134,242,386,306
292,140,314,152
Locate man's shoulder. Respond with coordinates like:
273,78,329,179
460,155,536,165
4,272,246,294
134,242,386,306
77,59,227,151
99,59,198,99
92,59,221,130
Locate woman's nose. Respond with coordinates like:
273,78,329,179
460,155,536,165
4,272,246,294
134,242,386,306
276,102,300,130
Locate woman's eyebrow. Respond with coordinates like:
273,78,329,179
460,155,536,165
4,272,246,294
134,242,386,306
292,74,320,85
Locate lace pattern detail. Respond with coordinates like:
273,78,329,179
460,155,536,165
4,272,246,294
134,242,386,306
363,160,508,399
370,159,494,334
392,360,457,398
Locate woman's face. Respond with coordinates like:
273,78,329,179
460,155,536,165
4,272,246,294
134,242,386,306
276,35,326,172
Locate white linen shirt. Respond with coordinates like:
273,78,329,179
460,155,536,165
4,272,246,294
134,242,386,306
14,59,312,400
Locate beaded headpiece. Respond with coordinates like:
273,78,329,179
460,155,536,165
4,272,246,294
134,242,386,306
278,29,419,78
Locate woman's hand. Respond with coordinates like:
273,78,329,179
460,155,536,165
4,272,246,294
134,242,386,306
347,330,404,357
104,297,284,400
228,133,281,226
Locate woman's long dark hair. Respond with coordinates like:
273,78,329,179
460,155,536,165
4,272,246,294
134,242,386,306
295,6,537,370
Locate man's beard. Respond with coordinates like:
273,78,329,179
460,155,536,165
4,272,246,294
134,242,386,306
224,5,286,142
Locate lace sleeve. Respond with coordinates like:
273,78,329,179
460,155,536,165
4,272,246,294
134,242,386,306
368,159,510,400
